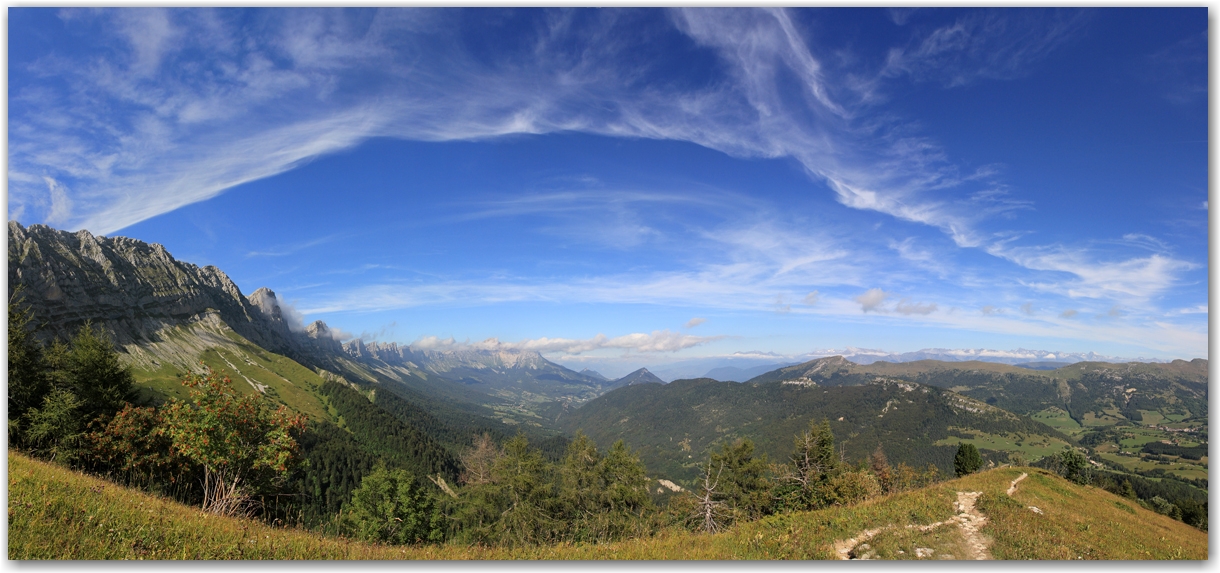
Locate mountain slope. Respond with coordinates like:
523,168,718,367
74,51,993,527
11,451,1204,559
560,377,1072,483
7,222,584,429
580,369,609,381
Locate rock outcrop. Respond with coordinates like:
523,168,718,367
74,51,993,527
7,222,335,368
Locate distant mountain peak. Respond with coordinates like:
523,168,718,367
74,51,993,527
579,369,609,381
610,367,664,387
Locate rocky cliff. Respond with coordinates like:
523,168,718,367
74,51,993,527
7,222,341,369
8,222,608,405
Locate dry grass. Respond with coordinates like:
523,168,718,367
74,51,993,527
8,452,1205,560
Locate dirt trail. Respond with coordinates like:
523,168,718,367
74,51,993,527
953,491,990,560
1007,473,1028,496
833,471,1029,560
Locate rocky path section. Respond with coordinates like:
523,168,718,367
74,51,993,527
1007,473,1028,496
834,471,1030,560
952,491,990,560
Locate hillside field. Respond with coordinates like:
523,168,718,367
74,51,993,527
9,451,1204,560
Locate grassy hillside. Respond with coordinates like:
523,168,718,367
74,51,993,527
560,377,1071,483
739,357,1209,489
10,451,1204,560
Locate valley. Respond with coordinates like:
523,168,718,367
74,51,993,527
7,221,1208,557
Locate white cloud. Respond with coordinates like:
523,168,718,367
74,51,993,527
803,290,819,305
774,295,792,314
274,298,308,333
1020,302,1034,315
685,317,707,328
855,288,889,313
414,330,724,356
246,234,340,258
42,177,73,226
411,335,460,351
115,8,178,77
324,324,355,341
981,305,1001,316
1060,309,1078,319
895,299,937,315
990,243,1195,301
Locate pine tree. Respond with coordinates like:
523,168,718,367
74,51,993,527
600,439,651,514
51,322,136,424
558,431,602,519
777,418,838,510
490,433,553,546
8,289,49,430
954,443,982,477
710,438,771,520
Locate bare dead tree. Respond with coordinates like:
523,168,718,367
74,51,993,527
691,461,728,534
460,433,502,486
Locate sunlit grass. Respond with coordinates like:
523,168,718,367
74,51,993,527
1095,452,1208,482
934,430,1068,462
9,452,1205,560
1029,407,1082,436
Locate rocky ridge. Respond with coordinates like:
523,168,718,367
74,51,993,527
8,222,607,406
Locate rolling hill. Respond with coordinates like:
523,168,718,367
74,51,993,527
560,376,1073,483
745,356,1208,428
738,356,1210,498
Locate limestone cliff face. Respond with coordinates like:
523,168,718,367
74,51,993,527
6,222,325,365
8,222,602,399
12,222,260,346
304,320,344,355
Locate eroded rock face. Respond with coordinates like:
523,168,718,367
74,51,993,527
304,320,344,354
13,222,246,344
8,222,600,398
7,222,320,364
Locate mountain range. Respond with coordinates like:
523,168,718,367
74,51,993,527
8,222,617,427
9,221,1207,547
10,222,1209,513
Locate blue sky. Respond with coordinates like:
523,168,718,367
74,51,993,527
8,8,1209,375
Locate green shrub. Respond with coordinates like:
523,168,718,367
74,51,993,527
343,465,438,545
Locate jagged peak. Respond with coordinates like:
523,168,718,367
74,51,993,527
305,320,330,338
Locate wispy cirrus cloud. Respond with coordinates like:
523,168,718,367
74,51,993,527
411,330,723,356
879,8,1088,88
12,6,1049,252
11,8,1201,360
990,242,1196,301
